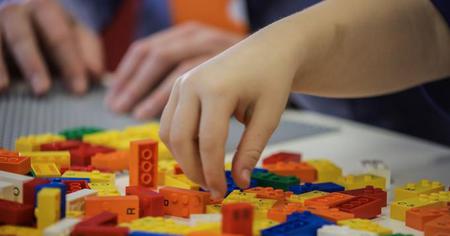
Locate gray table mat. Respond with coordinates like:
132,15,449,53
0,84,336,151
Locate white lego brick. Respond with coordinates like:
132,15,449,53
66,188,97,212
190,213,222,226
43,218,81,236
0,181,15,201
0,170,33,202
318,225,377,236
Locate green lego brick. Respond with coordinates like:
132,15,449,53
251,171,299,190
59,127,104,140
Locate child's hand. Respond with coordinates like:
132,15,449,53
158,31,301,198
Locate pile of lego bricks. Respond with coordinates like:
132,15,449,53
0,123,449,236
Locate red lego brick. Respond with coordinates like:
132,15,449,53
40,140,84,151
262,152,301,166
304,192,355,208
23,178,51,205
264,161,317,182
76,211,118,226
174,164,184,174
159,186,209,218
340,185,387,207
335,196,382,219
0,155,31,175
244,187,293,201
63,180,90,194
0,199,34,225
222,202,253,236
126,186,164,217
406,206,450,231
129,139,158,188
424,215,450,236
71,226,129,236
0,149,19,157
304,205,355,223
70,144,115,166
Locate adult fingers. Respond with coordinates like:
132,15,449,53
0,4,50,95
0,35,9,91
74,22,104,79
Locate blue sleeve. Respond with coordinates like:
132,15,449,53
430,0,450,26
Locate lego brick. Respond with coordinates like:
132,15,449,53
71,226,129,236
0,170,33,203
337,218,392,235
264,161,317,182
394,179,445,201
406,206,450,231
31,162,61,177
40,140,84,151
82,130,122,146
361,160,391,189
15,134,65,152
62,170,115,183
390,194,446,221
288,190,329,203
223,190,277,219
23,178,50,205
36,188,61,229
174,163,183,174
165,173,200,190
129,139,158,188
0,225,41,236
207,204,223,214
131,232,179,236
159,186,209,218
127,216,191,234
244,187,293,201
88,182,120,196
190,213,222,226
21,151,71,169
59,127,104,140
289,182,344,194
267,201,304,222
63,179,90,194
61,165,111,174
69,144,115,166
424,215,450,236
66,188,98,213
306,159,342,182
222,203,253,236
0,199,34,225
261,211,333,236
304,192,355,208
317,225,377,236
91,150,130,172
225,171,240,195
85,195,139,223
340,185,387,207
251,171,299,191
0,154,31,175
335,196,382,219
336,174,386,190
76,211,118,226
36,181,67,218
304,205,355,223
126,186,164,217
43,217,81,236
262,152,301,166
0,180,15,201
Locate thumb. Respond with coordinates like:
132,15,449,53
232,103,281,189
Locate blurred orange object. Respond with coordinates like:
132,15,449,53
91,151,130,172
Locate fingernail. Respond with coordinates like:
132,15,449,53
73,77,87,94
241,169,251,184
113,96,129,112
31,75,49,95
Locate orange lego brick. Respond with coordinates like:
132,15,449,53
222,203,253,236
129,140,158,188
159,186,209,218
264,161,317,182
406,206,450,231
188,231,242,236
91,150,129,172
174,164,184,174
304,205,355,222
85,196,139,223
0,155,31,175
304,192,355,208
267,201,304,222
244,187,293,201
424,215,450,236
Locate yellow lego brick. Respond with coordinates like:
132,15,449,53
224,190,257,202
127,217,191,234
20,151,71,169
253,219,279,236
394,179,445,201
225,161,232,170
62,170,115,183
206,204,222,214
431,191,450,202
66,210,84,218
0,225,41,236
36,188,61,229
336,174,386,190
88,182,120,196
123,122,160,140
288,190,329,203
158,142,173,160
390,193,446,221
187,222,221,234
224,190,277,219
338,219,392,235
306,159,342,182
31,163,61,178
15,134,65,152
158,160,178,173
165,174,200,190
82,130,121,147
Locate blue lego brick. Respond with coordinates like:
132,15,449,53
252,168,268,174
261,211,334,236
35,182,67,218
48,177,91,183
288,182,344,194
129,231,178,236
225,171,240,195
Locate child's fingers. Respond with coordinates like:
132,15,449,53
232,102,281,188
198,98,234,198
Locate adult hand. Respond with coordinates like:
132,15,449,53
0,0,103,95
105,22,243,119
